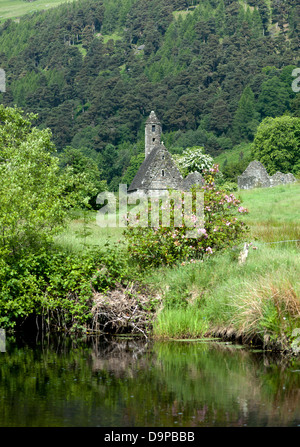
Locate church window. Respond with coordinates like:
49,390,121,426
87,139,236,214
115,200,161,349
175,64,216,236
162,169,165,177
152,125,155,132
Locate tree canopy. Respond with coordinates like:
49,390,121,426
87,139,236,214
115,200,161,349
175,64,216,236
251,116,300,175
0,106,89,253
0,0,299,189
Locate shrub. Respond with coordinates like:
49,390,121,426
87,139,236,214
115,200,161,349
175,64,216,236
251,116,300,175
175,146,214,177
0,243,131,331
124,165,249,269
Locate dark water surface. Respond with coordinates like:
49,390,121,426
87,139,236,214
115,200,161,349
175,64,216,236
0,335,300,427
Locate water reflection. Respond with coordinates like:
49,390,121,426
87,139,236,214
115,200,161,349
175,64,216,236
0,335,299,427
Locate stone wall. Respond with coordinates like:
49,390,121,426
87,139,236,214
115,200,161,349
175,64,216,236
183,171,205,190
238,160,297,190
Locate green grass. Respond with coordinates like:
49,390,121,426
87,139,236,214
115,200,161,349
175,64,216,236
0,0,74,21
214,142,252,167
100,32,122,44
55,209,124,253
154,306,209,339
150,244,300,347
57,183,300,349
148,182,300,347
57,183,300,253
239,182,300,243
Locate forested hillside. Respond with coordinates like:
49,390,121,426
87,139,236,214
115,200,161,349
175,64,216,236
0,0,299,190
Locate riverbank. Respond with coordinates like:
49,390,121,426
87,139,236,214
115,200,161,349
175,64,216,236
146,244,300,352
1,183,299,354
85,182,299,353
143,183,300,352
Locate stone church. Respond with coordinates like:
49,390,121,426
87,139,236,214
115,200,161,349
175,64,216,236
128,111,204,196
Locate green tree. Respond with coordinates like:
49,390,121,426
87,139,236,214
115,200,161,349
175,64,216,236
232,86,260,142
258,76,290,118
0,106,84,254
59,146,107,208
121,152,145,187
251,115,300,175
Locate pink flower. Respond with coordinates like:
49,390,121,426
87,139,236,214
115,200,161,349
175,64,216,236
238,206,248,213
206,247,213,254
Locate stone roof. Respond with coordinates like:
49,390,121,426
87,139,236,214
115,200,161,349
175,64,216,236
146,110,161,125
128,143,183,193
128,145,161,192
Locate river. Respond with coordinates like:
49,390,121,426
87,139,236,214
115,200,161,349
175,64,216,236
0,334,300,427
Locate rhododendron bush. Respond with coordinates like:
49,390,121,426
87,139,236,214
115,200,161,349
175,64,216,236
123,165,249,269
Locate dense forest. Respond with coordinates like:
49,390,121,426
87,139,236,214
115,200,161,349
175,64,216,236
0,0,299,190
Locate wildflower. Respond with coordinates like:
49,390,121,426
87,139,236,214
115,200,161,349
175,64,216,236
206,247,213,254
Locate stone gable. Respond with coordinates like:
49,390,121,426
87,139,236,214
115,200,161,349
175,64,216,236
128,143,183,195
183,171,205,190
238,160,296,189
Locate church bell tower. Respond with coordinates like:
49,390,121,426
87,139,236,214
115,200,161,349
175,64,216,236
145,111,162,158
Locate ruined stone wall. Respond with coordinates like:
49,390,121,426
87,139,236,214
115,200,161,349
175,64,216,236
183,171,205,190
238,160,297,190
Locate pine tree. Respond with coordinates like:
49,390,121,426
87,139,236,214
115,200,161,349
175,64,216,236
258,76,291,118
232,86,259,142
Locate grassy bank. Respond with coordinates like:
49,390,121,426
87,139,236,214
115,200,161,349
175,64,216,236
146,183,300,351
148,245,299,349
54,183,300,352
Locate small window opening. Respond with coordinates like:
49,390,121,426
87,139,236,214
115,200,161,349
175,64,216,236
162,169,165,177
153,138,156,142
152,125,155,132
162,155,165,160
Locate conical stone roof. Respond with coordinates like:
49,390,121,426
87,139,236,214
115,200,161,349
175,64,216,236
145,110,161,124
